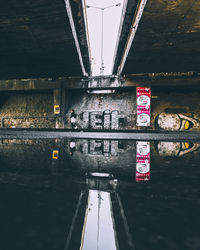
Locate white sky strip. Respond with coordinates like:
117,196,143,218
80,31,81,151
83,0,125,76
117,0,148,75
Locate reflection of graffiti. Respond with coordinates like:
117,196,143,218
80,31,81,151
155,142,200,157
155,113,200,131
88,140,119,156
70,140,126,156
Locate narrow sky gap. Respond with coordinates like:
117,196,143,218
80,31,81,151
83,0,125,76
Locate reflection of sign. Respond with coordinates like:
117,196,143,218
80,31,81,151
136,87,151,126
136,162,150,174
54,105,60,114
52,150,59,159
136,142,150,182
137,142,150,155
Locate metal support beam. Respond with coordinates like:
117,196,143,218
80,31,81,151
111,0,128,74
64,0,88,77
117,0,148,75
0,72,199,91
81,73,200,89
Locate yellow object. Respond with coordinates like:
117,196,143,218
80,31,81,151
184,142,190,149
52,150,59,159
54,105,60,114
184,120,190,130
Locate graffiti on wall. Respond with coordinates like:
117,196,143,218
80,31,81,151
77,110,128,129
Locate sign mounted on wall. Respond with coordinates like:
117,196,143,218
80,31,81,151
54,105,60,114
136,87,151,126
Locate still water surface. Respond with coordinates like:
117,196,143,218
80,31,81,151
0,139,200,250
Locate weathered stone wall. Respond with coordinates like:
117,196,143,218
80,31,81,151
0,88,200,130
0,93,56,128
65,89,200,131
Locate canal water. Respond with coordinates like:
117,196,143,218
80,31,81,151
0,138,200,250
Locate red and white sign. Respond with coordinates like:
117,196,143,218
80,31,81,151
136,141,150,182
136,87,151,126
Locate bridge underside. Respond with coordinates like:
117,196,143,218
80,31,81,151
120,0,200,74
0,0,90,79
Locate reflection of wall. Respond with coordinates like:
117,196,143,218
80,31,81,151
1,139,200,177
65,139,136,178
65,139,200,179
0,139,55,171
152,141,200,158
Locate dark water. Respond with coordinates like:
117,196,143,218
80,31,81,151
0,139,200,250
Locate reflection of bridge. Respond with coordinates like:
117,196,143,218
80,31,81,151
64,178,134,250
0,167,199,250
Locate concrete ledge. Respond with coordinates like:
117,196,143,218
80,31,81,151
0,129,200,141
0,73,200,92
